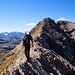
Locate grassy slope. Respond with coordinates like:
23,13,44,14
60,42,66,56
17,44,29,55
0,43,24,74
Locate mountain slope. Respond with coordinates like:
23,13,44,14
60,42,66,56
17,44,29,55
1,18,75,75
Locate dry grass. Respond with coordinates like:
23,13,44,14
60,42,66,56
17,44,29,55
0,48,23,74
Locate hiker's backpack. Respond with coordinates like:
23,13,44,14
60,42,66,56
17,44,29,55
23,34,30,45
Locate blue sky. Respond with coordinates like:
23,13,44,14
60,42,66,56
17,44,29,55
0,0,75,33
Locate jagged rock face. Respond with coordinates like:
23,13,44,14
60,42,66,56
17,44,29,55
1,18,75,75
56,20,75,51
32,18,75,58
27,17,75,74
56,21,75,39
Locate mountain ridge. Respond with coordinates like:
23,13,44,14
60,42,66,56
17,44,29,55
1,17,75,75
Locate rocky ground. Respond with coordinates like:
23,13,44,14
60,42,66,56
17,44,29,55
1,42,75,75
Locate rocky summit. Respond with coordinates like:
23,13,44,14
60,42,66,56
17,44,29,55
0,18,75,75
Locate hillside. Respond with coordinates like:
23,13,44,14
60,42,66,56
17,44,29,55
0,18,75,75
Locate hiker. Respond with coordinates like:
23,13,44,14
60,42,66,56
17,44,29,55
22,31,34,61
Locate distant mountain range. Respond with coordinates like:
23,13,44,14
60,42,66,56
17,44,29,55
0,31,24,39
0,31,25,50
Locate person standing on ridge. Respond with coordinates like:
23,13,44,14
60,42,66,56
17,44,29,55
22,31,34,61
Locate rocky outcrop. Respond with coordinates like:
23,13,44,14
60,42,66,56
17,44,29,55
31,18,75,62
1,18,75,75
56,20,75,49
